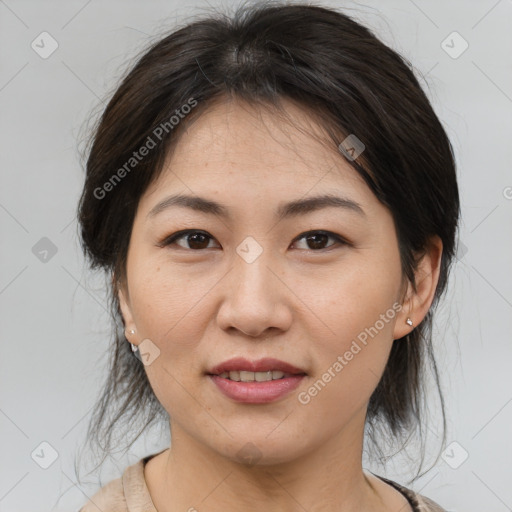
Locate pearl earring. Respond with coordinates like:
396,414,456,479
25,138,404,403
125,329,138,352
406,317,413,326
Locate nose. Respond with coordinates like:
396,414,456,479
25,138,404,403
215,250,293,338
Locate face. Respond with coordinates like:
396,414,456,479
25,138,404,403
118,97,418,465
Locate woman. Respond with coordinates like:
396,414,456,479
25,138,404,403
76,2,460,511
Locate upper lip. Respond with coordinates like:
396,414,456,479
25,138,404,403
208,357,307,376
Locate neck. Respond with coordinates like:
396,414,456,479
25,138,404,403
146,410,386,512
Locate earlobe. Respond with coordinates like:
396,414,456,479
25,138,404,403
115,275,139,351
393,235,443,340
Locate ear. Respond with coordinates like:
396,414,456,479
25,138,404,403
114,273,136,335
393,235,443,340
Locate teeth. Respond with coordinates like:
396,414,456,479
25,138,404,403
218,370,286,381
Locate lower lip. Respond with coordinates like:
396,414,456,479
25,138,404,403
208,374,306,403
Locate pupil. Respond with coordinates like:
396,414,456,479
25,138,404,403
307,233,327,249
189,233,209,249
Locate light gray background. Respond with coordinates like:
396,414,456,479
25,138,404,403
1,1,511,511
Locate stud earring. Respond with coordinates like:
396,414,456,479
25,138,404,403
406,317,413,326
125,329,138,352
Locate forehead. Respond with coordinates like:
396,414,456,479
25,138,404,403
141,96,375,211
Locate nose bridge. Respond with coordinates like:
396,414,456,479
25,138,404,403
216,238,291,336
231,241,275,302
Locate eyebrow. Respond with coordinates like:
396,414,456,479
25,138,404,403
147,193,366,221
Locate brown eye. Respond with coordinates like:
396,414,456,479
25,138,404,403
161,230,218,250
292,230,347,251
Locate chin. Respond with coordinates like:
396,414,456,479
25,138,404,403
219,435,308,467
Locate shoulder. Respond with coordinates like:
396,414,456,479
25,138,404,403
78,474,126,512
78,454,159,512
374,474,448,512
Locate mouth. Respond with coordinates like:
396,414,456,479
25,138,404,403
206,358,307,405
206,358,308,404
207,357,307,381
210,369,305,382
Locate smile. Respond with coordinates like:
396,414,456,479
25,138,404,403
217,370,295,381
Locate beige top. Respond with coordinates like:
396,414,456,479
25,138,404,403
78,450,447,512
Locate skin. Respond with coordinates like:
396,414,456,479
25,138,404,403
118,96,443,512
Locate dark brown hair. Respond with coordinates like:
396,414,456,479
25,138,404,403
76,1,460,484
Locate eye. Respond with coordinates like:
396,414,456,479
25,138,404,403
291,230,347,251
159,229,348,252
159,230,219,250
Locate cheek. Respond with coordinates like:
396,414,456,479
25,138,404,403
296,262,400,400
294,292,398,431
127,259,213,354
126,262,212,415
297,259,400,341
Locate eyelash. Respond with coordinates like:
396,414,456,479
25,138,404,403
158,229,349,252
